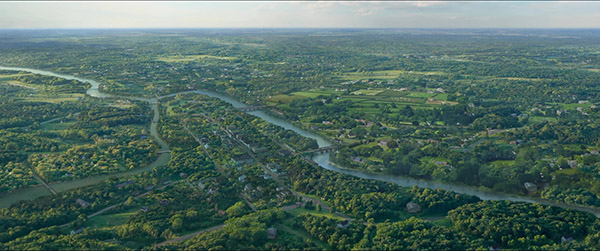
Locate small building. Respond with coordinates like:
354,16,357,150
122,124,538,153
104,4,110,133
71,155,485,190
231,154,254,165
266,227,278,239
561,235,574,243
568,160,578,168
379,140,390,147
350,156,365,164
140,207,149,213
116,180,135,188
337,220,350,228
218,210,227,216
70,227,85,235
278,149,292,157
158,199,169,206
238,175,247,182
76,198,90,208
179,172,188,178
524,182,537,193
250,143,267,153
347,133,357,139
267,163,282,173
406,202,421,214
434,161,448,167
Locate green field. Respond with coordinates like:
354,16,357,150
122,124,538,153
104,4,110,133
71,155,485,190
157,54,237,62
88,208,139,228
529,116,557,122
351,89,385,96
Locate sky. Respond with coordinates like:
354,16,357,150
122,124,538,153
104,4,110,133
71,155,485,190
0,1,599,29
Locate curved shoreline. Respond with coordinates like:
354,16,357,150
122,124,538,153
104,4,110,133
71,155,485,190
1,66,600,218
0,66,171,208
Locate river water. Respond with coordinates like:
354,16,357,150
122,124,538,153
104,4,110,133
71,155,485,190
1,66,599,217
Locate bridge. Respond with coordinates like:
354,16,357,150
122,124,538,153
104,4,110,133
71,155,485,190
237,106,267,112
294,145,339,156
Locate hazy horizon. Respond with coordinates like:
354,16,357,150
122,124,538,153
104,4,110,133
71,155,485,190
1,1,599,29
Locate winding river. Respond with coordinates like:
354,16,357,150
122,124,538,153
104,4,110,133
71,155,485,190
1,66,600,218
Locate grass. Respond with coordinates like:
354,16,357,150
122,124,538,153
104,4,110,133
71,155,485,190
351,89,385,96
529,116,557,122
406,92,437,98
431,217,452,227
88,208,139,228
23,94,86,103
490,160,516,166
39,121,75,131
337,70,447,81
156,55,237,62
547,102,594,110
287,208,346,220
266,94,307,103
291,91,336,98
0,73,32,79
276,223,331,249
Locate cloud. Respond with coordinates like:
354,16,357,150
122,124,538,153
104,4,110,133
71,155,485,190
354,6,384,16
0,1,599,28
409,1,447,8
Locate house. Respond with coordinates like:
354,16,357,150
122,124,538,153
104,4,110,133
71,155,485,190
347,133,357,139
218,210,227,216
337,220,351,228
140,207,149,213
70,227,85,235
158,199,169,206
116,180,135,188
322,121,334,125
524,182,537,193
568,160,578,168
179,172,188,178
266,227,278,239
250,143,267,153
561,235,574,243
379,140,390,147
238,175,247,182
434,161,448,167
267,163,282,173
278,149,292,157
76,198,90,208
488,245,502,251
350,156,365,164
406,202,421,213
231,154,254,165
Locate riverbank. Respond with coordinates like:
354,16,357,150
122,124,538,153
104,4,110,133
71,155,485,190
0,66,172,208
2,65,600,218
